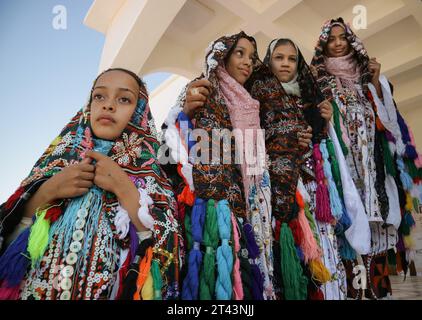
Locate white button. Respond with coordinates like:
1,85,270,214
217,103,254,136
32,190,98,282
70,241,82,253
65,253,78,265
61,266,74,277
60,278,72,291
77,208,88,219
75,219,85,230
60,290,71,300
72,230,84,242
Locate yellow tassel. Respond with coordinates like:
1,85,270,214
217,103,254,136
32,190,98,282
405,193,413,212
403,235,415,250
141,271,154,300
309,259,332,284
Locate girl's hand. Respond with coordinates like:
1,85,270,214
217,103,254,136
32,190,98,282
85,150,132,197
86,150,148,232
23,158,95,217
298,126,313,149
318,99,333,122
369,57,381,85
45,157,95,200
183,78,212,119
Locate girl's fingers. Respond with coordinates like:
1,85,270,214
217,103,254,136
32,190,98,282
80,172,95,181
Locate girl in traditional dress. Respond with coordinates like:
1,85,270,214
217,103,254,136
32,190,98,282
311,18,421,299
0,68,181,300
161,31,275,300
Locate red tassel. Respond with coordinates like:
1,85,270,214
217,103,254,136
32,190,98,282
309,287,324,300
44,206,62,223
5,187,25,210
0,281,20,300
116,252,132,300
274,220,281,242
288,219,303,246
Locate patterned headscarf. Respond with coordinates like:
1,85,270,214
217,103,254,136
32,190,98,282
262,38,327,142
0,68,180,298
191,31,261,218
311,17,372,100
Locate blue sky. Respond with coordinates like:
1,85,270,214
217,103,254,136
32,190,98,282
0,0,169,202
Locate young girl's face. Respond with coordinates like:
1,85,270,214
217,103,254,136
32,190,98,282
326,25,350,58
90,70,140,140
270,42,298,83
225,37,256,85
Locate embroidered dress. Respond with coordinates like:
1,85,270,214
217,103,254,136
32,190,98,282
162,32,275,300
0,71,181,300
311,18,422,299
247,39,348,300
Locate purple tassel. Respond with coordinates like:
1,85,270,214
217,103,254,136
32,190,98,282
250,264,264,300
385,131,395,143
243,224,260,259
243,223,264,299
405,145,418,160
0,227,31,287
396,234,405,252
129,223,139,263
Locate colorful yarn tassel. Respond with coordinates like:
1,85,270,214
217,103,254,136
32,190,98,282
134,246,153,300
182,198,206,300
151,259,162,300
27,208,50,266
397,157,414,191
332,100,348,156
243,223,264,300
313,144,333,223
296,191,322,263
215,200,233,300
231,212,244,300
308,259,331,284
326,138,344,198
279,223,308,300
0,227,31,289
199,199,218,300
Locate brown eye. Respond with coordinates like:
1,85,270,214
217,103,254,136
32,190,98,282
119,97,131,104
93,94,104,101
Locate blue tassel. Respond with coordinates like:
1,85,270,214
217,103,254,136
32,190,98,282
295,245,304,262
404,212,416,228
320,141,344,220
397,157,413,191
339,207,352,231
405,145,418,160
338,234,356,260
182,198,206,300
0,227,31,287
215,200,233,300
182,244,203,300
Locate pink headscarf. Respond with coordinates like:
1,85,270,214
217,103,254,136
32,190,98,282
216,66,265,202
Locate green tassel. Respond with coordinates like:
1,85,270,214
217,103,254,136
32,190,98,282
184,210,192,252
404,158,418,180
326,138,344,199
332,100,348,157
151,259,162,300
304,203,321,247
280,223,308,300
387,249,397,266
200,199,219,300
27,209,50,266
381,134,396,176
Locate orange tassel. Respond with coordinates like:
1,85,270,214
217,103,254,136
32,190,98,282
178,185,195,206
133,247,153,300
